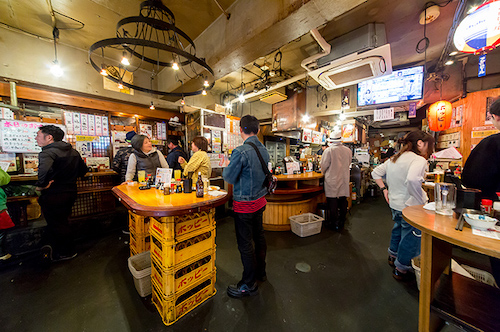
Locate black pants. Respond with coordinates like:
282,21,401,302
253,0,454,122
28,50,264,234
234,206,267,286
327,196,348,229
39,191,77,256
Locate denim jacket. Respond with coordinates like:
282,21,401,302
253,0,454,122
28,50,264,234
223,136,269,202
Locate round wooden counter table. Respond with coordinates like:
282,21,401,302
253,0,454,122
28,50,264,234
403,205,500,332
112,183,229,217
263,171,325,231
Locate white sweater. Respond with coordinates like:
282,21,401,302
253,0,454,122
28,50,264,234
371,151,428,211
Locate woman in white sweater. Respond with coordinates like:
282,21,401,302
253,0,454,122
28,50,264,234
372,130,434,281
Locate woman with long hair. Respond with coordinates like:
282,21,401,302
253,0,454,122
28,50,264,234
125,134,168,182
178,136,211,184
372,130,435,281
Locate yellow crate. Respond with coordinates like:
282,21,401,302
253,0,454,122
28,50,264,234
150,210,214,241
150,227,215,269
152,273,216,326
130,230,151,254
130,246,137,257
151,249,216,297
129,211,150,234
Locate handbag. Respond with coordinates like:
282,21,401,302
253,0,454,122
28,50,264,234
246,142,277,194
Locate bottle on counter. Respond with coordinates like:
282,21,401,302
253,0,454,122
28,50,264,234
480,199,493,216
196,171,204,197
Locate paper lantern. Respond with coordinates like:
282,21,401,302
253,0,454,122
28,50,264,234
428,101,452,131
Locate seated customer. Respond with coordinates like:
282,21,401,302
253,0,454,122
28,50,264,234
178,136,211,184
125,134,169,182
166,138,188,170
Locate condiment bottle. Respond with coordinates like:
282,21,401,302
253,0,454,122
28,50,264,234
196,171,204,197
480,199,493,216
163,183,170,195
493,202,500,220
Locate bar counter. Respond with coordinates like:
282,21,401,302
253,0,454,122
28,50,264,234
263,172,325,231
112,183,229,217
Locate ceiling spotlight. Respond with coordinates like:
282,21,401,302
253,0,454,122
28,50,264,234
180,99,185,105
202,89,207,96
100,64,108,76
172,62,179,70
239,93,245,103
203,79,209,87
269,70,276,77
225,102,232,110
449,51,458,56
336,120,342,126
253,85,259,93
302,114,310,123
339,112,347,121
50,60,64,77
118,82,124,90
445,60,454,66
121,51,130,66
149,101,155,110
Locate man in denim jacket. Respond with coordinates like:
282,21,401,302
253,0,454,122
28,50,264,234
223,115,269,298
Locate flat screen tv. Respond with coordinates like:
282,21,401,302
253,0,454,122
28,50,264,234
357,66,424,107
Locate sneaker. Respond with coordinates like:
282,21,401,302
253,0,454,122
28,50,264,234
227,282,258,298
0,253,12,260
52,253,78,262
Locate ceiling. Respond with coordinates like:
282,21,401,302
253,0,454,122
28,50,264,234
0,0,487,107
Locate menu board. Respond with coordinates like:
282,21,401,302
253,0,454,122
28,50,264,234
0,120,66,153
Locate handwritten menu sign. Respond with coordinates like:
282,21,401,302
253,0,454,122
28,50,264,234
0,120,66,153
88,115,96,136
81,113,89,135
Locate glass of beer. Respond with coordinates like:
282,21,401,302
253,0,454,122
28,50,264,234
138,170,146,183
435,170,444,183
174,169,182,181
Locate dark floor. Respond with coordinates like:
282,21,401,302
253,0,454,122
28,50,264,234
0,196,459,331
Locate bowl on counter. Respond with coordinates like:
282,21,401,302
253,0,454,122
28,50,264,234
463,214,498,230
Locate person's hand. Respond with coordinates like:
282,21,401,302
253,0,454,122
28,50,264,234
383,189,389,204
120,181,130,185
36,180,54,191
178,156,186,164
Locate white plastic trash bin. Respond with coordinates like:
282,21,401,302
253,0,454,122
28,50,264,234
128,250,152,297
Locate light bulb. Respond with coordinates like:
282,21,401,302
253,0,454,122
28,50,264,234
150,102,155,110
302,114,310,122
202,89,207,96
118,82,124,90
203,80,209,87
339,112,347,121
100,65,108,76
225,102,232,110
50,60,63,77
445,60,454,66
121,52,130,66
239,94,245,103
172,62,179,70
180,99,185,105
449,51,458,56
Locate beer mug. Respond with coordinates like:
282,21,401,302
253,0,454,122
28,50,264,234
434,183,456,215
138,170,146,183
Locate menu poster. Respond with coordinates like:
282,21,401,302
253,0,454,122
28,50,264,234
139,124,153,138
302,129,312,143
86,157,110,170
80,113,89,135
285,161,300,174
64,111,74,134
72,113,81,135
76,141,92,158
88,115,96,136
161,123,167,140
0,120,66,153
312,131,321,144
155,168,172,187
102,116,109,136
23,153,39,174
212,130,222,153
1,108,14,120
0,153,17,172
95,115,102,136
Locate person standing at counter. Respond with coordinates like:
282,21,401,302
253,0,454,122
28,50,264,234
35,125,88,262
125,134,168,182
321,133,352,231
372,130,434,281
461,97,500,284
178,136,211,184
223,115,269,298
112,130,136,183
316,143,327,156
166,138,188,171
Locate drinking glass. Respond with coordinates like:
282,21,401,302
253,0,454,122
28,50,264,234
202,175,209,194
138,170,146,183
174,169,182,181
435,182,456,215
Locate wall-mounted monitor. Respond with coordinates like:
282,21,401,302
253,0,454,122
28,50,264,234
357,66,424,107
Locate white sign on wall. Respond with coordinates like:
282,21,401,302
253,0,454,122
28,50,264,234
374,107,394,121
0,120,66,153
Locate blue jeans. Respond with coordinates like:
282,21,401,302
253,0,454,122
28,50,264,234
388,209,421,272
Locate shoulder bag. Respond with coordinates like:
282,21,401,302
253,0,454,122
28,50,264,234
246,141,277,194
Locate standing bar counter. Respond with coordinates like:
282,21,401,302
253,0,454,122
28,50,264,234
263,172,325,231
112,183,228,326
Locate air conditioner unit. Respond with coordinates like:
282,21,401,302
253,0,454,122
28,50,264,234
306,44,392,90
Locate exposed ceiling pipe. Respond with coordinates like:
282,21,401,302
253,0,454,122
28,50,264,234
229,72,307,104
301,29,331,71
212,0,231,20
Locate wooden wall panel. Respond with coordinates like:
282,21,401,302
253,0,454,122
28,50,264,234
441,88,500,162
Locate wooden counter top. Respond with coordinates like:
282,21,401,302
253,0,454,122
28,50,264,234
275,172,323,181
112,183,229,217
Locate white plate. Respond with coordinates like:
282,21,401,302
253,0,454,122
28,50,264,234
209,185,220,191
464,214,498,230
423,202,435,211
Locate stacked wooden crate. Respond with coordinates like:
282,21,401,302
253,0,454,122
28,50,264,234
128,211,151,256
149,209,217,326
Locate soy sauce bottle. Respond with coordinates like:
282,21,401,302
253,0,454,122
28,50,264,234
196,172,204,198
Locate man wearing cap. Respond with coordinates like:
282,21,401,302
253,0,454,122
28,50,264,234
166,138,188,170
113,131,136,183
321,132,352,231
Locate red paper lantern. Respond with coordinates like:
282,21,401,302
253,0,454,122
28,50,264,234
428,100,452,131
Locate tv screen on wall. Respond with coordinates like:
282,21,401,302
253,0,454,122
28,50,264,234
357,66,424,107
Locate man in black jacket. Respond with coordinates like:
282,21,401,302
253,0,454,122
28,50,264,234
35,125,88,262
166,138,188,170
112,130,136,182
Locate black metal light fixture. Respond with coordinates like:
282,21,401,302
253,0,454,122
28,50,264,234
89,0,214,97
